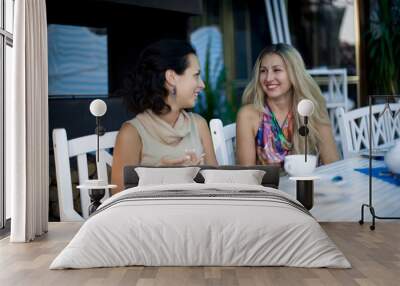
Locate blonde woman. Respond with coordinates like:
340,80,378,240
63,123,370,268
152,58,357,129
236,44,339,166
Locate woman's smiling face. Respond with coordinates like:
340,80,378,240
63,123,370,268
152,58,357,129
174,53,205,109
259,53,292,99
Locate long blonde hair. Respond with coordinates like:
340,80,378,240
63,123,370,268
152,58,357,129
242,43,330,155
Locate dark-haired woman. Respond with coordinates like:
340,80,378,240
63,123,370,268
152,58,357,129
111,40,218,193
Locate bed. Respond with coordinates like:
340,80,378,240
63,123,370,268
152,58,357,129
50,165,350,269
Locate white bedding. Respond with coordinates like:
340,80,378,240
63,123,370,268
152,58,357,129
50,183,351,269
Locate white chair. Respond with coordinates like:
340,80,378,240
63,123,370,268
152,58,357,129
308,68,350,143
386,105,400,142
209,119,236,165
308,68,349,109
336,103,400,158
52,128,118,221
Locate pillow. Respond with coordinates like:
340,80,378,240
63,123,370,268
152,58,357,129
200,169,266,185
135,167,201,186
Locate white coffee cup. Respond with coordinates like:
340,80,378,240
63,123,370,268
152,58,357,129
284,154,317,177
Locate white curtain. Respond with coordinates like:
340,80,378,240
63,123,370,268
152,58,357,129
6,0,48,242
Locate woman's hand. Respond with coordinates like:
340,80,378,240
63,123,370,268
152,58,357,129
158,150,205,166
184,149,205,165
159,155,190,166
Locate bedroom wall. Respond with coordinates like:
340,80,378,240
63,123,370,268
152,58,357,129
47,0,202,220
47,0,196,142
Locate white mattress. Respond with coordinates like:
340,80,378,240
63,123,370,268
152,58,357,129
50,183,350,269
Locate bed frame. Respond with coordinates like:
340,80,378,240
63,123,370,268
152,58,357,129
124,165,280,189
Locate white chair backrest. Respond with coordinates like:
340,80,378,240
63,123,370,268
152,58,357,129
52,128,118,221
308,68,348,109
386,105,400,142
209,119,236,165
308,68,349,143
336,103,400,158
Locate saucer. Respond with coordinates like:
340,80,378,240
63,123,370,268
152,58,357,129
289,176,320,181
77,184,117,189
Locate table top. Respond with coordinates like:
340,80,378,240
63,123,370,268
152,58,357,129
279,156,400,222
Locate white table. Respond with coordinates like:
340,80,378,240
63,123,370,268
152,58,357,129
279,156,400,221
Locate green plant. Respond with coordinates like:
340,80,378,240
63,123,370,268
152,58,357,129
197,39,237,124
367,0,400,95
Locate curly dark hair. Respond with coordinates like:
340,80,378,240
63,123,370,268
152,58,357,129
120,39,196,115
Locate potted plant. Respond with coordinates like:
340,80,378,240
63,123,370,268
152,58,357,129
195,37,237,124
367,0,400,95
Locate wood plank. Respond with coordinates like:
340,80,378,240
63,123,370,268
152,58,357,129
1,222,400,286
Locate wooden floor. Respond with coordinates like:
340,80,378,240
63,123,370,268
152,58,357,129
1,222,400,286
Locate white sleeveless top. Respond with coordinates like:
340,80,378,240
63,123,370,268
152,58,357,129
128,111,204,166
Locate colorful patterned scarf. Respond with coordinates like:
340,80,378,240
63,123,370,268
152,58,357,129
256,105,293,165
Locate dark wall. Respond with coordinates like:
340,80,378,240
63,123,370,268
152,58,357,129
46,0,196,145
49,97,131,145
93,0,203,15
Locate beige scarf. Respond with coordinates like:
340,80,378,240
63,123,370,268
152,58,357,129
135,110,192,145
